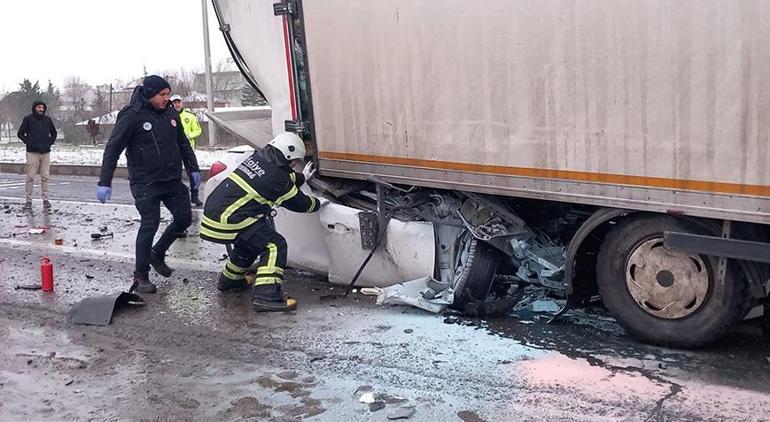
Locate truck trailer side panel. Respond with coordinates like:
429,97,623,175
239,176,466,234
301,0,770,223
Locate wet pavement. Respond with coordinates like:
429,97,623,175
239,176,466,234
1,178,770,421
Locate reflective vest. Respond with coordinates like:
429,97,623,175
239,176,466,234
179,109,202,149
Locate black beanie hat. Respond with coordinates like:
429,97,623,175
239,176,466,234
142,75,171,99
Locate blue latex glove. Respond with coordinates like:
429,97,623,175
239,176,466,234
191,172,202,189
96,186,112,203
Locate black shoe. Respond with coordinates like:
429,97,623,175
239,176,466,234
149,249,174,278
22,202,32,211
216,273,249,292
130,271,157,293
252,295,297,312
251,284,296,312
191,195,203,207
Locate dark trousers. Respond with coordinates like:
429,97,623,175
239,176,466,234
223,218,287,299
130,180,192,274
185,167,198,198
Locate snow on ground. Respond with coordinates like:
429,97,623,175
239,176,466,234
0,141,226,169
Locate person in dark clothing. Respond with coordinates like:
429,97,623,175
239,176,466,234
17,101,57,210
201,132,324,312
97,75,202,293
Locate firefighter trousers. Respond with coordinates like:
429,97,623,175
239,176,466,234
223,218,287,300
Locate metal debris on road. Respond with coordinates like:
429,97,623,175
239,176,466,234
68,292,146,326
457,410,486,422
369,402,386,412
90,232,113,240
388,406,416,420
359,391,376,404
531,299,561,313
14,284,42,291
376,276,453,313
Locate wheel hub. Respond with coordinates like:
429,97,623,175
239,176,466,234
625,238,709,319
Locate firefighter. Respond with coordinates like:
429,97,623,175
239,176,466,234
170,94,204,206
200,132,324,312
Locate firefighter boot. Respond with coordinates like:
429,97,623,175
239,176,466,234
130,271,157,294
149,249,174,277
216,273,250,292
251,284,297,312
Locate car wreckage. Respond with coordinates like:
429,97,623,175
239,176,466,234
204,0,770,348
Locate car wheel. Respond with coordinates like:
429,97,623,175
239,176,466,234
451,232,502,310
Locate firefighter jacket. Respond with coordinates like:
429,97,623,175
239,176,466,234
179,108,202,149
200,147,321,243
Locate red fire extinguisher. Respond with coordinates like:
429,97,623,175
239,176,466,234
41,256,54,292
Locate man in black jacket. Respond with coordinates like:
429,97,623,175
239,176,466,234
97,75,202,293
17,101,57,210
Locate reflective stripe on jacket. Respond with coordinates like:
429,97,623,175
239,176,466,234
200,149,320,243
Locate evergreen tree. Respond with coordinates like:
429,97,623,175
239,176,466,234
241,83,267,106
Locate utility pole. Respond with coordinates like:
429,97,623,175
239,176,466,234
108,83,113,113
202,0,217,146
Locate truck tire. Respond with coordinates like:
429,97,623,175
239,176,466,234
451,234,501,309
597,215,748,348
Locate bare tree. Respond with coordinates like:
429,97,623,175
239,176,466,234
167,68,196,98
62,77,93,123
208,59,244,105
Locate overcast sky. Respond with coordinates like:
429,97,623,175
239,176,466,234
0,0,230,92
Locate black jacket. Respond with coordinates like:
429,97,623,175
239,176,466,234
200,146,320,243
17,101,57,153
99,87,200,186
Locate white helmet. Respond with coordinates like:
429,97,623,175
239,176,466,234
269,132,306,161
170,94,183,102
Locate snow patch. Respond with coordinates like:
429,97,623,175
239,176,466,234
0,142,223,169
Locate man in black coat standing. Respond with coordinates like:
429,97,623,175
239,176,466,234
17,101,57,210
97,75,202,293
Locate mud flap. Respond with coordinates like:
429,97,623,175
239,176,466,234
68,292,146,326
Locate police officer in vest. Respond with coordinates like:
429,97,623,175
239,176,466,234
97,75,202,293
170,94,204,206
200,132,324,312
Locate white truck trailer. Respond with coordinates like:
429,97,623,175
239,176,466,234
211,0,769,347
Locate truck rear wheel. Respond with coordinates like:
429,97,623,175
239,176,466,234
597,215,748,348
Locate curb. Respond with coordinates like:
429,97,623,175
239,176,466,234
0,163,210,179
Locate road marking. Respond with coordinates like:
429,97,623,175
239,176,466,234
0,238,222,272
0,196,204,214
0,181,71,190
0,183,27,189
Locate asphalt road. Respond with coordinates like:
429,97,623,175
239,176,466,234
0,173,137,205
0,175,769,421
